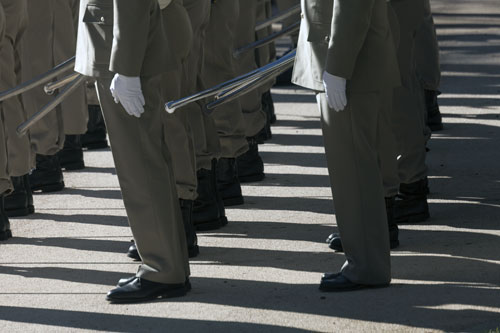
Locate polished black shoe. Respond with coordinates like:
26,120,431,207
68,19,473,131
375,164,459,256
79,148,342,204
82,105,109,150
425,90,443,132
216,158,244,206
4,175,34,217
180,199,200,258
57,135,85,171
29,154,65,193
106,277,187,303
0,195,12,241
319,274,366,292
117,276,192,291
193,168,225,231
321,272,342,281
395,178,430,223
256,92,273,142
237,137,265,183
127,242,141,261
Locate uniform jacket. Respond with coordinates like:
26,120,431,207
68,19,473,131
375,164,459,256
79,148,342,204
75,0,177,78
292,0,400,92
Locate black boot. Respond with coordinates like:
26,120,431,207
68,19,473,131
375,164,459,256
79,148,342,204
23,174,34,214
386,196,399,249
0,195,12,241
180,199,199,258
193,168,225,231
425,90,443,132
256,94,273,143
127,242,141,261
263,90,276,124
4,175,34,217
216,157,244,206
394,178,430,223
29,154,65,193
211,159,229,226
327,197,399,252
57,135,85,171
237,137,265,183
82,105,109,150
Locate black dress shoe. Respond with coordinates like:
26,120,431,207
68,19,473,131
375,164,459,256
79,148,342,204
319,274,366,292
29,154,65,193
82,105,109,150
127,242,141,261
117,276,192,291
211,159,229,227
57,135,85,171
321,272,342,281
4,175,33,217
237,137,265,183
327,232,399,252
0,195,12,241
216,158,244,207
106,277,187,303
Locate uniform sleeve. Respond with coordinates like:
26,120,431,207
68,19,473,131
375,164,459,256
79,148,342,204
324,0,375,79
109,0,155,76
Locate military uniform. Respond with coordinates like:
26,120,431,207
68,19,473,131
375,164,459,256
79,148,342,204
75,0,189,300
293,0,400,287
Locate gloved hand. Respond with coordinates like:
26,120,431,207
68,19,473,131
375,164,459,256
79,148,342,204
110,74,145,118
322,71,347,112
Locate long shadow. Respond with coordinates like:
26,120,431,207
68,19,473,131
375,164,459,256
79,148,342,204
260,151,327,169
77,166,117,175
0,306,308,332
255,172,331,188
240,196,334,215
21,213,128,227
271,92,316,104
270,133,325,148
3,237,131,255
272,119,321,130
56,188,123,200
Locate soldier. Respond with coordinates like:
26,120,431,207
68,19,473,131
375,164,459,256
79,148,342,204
203,0,248,207
75,0,190,302
0,1,14,241
22,0,88,192
0,0,34,218
182,0,227,232
416,0,443,131
234,0,267,183
126,0,200,260
292,0,400,291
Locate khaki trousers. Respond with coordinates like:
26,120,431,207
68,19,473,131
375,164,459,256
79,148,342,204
161,1,197,201
22,0,87,156
235,0,266,138
95,76,189,284
0,0,32,176
391,0,428,184
318,91,391,285
415,0,440,91
182,0,220,170
203,0,248,158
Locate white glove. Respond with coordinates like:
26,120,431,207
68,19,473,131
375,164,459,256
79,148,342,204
322,71,347,112
110,74,145,118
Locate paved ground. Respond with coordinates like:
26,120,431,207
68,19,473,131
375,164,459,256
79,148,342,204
1,0,499,332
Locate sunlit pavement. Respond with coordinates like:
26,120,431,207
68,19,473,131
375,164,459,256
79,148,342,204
1,1,499,332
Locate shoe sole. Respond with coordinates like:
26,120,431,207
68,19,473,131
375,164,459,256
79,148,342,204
396,212,430,224
0,229,12,241
106,287,187,304
31,182,65,193
239,173,265,183
222,196,244,207
319,283,389,292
